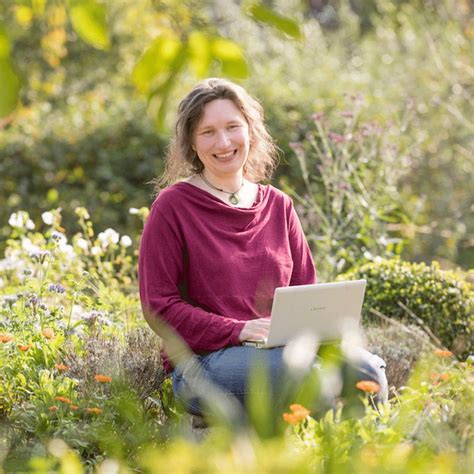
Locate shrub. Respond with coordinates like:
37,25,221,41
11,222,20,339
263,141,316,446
340,258,473,356
365,324,431,389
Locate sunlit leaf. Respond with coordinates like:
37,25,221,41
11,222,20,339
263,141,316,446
149,47,189,132
211,37,248,79
188,30,211,78
68,0,109,50
132,35,182,94
246,3,302,39
32,0,47,15
14,6,33,27
0,26,20,118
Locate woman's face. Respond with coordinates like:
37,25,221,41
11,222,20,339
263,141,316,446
193,99,250,180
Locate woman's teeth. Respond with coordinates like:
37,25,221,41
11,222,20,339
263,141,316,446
214,150,236,159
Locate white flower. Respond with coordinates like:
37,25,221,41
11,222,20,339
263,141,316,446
120,235,132,247
26,219,35,230
51,231,68,246
21,238,40,253
98,228,119,248
41,211,54,225
60,244,75,259
9,211,28,229
91,246,102,256
76,238,88,251
129,208,139,215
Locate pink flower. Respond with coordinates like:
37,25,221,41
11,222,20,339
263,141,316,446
328,132,345,143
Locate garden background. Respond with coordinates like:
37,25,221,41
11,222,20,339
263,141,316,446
0,0,473,472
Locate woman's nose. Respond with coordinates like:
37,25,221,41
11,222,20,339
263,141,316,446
216,131,231,148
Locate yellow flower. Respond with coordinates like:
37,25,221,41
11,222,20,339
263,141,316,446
282,403,310,425
94,374,112,383
355,380,380,394
0,332,14,343
86,407,103,415
434,349,453,358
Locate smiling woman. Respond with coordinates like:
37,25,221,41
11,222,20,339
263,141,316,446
139,78,388,419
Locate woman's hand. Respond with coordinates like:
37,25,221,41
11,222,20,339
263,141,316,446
238,317,271,342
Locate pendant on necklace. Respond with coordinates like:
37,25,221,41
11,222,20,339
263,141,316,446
229,193,239,205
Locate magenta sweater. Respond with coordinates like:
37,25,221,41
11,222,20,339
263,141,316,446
138,182,317,371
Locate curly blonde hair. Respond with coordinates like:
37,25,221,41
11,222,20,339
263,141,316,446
157,78,279,189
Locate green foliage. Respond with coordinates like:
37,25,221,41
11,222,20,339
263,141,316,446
1,208,473,471
245,2,302,39
0,24,20,117
340,258,473,356
281,99,408,281
68,0,109,50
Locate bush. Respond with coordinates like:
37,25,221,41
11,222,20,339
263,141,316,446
340,258,473,356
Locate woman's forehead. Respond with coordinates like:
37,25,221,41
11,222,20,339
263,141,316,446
197,99,246,127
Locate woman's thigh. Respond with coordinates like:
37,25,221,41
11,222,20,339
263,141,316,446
172,345,388,415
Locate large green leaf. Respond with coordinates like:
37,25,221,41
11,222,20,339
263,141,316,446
246,3,302,39
0,26,20,118
188,30,211,79
68,0,110,50
132,35,182,94
211,37,249,79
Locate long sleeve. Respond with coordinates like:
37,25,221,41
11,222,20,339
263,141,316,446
138,202,246,353
287,201,318,286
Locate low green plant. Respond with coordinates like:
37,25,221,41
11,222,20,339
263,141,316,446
340,258,473,356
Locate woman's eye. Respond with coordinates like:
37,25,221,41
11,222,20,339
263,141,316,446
202,130,213,135
228,124,240,130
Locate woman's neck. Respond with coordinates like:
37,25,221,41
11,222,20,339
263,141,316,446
201,170,244,192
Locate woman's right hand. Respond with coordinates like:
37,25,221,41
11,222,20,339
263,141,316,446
238,317,271,342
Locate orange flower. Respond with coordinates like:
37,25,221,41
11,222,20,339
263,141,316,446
94,374,112,383
434,349,453,358
0,333,14,343
54,363,69,372
42,328,55,339
86,407,103,415
431,373,449,384
356,380,380,394
70,405,79,411
282,403,310,425
48,405,59,412
54,396,72,404
17,344,33,351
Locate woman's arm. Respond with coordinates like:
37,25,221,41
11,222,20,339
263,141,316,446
139,203,246,352
286,199,318,286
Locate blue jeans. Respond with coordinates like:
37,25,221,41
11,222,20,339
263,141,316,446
172,345,388,416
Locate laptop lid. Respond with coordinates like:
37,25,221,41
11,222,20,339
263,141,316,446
262,279,367,348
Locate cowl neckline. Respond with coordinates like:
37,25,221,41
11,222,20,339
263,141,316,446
173,181,270,213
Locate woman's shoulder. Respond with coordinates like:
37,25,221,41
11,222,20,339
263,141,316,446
148,182,191,217
152,182,189,206
264,184,294,207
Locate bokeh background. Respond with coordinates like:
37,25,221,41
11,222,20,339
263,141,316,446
1,0,473,275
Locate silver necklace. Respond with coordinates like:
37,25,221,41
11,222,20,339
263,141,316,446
199,173,244,205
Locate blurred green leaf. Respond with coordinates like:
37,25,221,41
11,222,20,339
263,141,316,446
150,45,189,132
0,25,20,118
68,0,110,50
211,36,248,79
188,30,211,78
245,3,302,40
132,35,182,93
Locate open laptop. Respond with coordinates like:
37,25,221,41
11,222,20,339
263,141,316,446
243,280,366,348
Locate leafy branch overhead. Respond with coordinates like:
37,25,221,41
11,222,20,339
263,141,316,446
0,0,302,129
